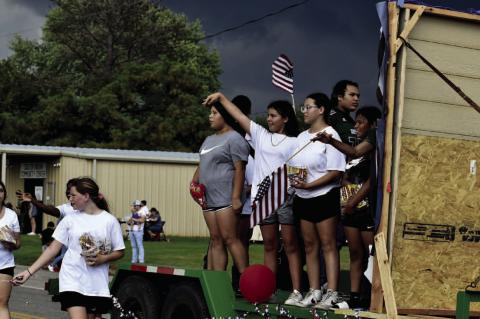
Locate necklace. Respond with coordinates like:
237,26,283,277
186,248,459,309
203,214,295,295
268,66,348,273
270,133,288,147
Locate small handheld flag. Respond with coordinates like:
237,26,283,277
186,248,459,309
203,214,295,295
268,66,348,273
272,54,294,94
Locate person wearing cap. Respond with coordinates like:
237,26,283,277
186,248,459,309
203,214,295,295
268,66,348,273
127,200,146,263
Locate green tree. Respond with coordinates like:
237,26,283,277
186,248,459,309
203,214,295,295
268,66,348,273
0,0,220,151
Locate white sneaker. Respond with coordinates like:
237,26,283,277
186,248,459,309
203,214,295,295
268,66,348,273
315,289,339,309
297,288,322,307
27,232,36,236
284,289,303,306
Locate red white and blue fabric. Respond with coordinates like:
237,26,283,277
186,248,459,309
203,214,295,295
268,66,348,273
272,54,294,94
250,164,290,227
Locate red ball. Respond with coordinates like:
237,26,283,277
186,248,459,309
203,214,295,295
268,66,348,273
239,264,276,303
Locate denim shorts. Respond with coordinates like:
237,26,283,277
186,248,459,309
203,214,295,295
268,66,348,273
259,194,295,225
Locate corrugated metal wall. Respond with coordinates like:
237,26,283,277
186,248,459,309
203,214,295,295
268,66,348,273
95,160,207,237
5,163,23,205
2,155,207,237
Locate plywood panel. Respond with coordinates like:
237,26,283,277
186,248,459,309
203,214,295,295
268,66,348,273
410,15,480,50
391,134,480,311
402,98,480,138
404,69,480,108
406,39,480,79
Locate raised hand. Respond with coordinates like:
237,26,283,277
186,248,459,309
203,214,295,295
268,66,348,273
203,92,224,106
311,131,333,144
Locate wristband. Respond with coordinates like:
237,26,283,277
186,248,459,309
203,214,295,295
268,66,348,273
27,268,33,276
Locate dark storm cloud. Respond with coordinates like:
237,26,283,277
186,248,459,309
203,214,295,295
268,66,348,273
166,0,383,113
0,0,478,114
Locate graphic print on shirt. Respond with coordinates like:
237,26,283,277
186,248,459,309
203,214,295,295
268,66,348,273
79,232,112,258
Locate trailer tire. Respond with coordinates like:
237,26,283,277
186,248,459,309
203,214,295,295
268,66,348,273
160,283,209,319
111,276,160,319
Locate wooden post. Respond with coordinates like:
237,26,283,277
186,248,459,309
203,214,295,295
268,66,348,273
375,232,398,319
370,1,399,313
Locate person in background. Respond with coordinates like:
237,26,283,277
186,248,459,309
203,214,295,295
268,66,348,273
230,94,255,291
315,106,381,309
17,178,79,272
329,80,360,146
139,200,149,217
127,200,146,263
41,221,55,252
0,181,21,319
145,207,163,239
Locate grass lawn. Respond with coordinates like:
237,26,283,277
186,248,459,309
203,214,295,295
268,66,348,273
14,235,350,271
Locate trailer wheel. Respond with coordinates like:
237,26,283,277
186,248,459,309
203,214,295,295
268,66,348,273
111,276,160,319
160,283,209,319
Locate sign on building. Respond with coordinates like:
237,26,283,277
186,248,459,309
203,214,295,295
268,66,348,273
20,163,47,179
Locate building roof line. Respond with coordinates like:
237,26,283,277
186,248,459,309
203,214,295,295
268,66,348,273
0,144,200,164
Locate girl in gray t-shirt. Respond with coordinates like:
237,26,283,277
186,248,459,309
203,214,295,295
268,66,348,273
191,102,249,273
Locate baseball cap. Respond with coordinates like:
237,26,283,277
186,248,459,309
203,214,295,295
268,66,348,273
132,200,141,206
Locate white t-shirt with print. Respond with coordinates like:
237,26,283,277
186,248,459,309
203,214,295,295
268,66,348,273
289,127,346,198
249,121,298,201
0,208,20,270
53,210,125,297
56,203,78,223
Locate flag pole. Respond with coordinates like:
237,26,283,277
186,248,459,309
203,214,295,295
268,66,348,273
290,93,296,113
286,128,328,162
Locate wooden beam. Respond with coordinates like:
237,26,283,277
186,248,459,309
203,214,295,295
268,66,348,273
403,3,480,23
375,232,398,319
395,6,425,53
387,8,410,254
370,1,399,313
333,309,447,319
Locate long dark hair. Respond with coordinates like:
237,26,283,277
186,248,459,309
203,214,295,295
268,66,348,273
71,177,109,212
267,100,299,137
0,181,6,207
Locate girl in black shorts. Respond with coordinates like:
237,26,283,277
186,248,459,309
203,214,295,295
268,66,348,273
289,93,346,309
315,106,381,309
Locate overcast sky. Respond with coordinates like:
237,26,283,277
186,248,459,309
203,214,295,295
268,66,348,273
0,0,478,114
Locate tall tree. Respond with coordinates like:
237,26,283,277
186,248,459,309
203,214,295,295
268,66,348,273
0,0,220,151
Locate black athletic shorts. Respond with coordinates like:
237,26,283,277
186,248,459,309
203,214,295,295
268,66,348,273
0,267,14,276
59,291,112,314
293,188,340,223
342,209,375,231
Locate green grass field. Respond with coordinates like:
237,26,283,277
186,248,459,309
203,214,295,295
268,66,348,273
14,235,350,270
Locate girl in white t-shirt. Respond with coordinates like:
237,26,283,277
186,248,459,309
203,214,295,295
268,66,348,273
204,92,304,306
0,181,21,318
13,177,125,319
289,93,346,309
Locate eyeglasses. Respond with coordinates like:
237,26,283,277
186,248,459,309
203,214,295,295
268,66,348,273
300,104,318,113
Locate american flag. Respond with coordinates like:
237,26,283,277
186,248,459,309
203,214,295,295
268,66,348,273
272,54,294,94
250,164,290,227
